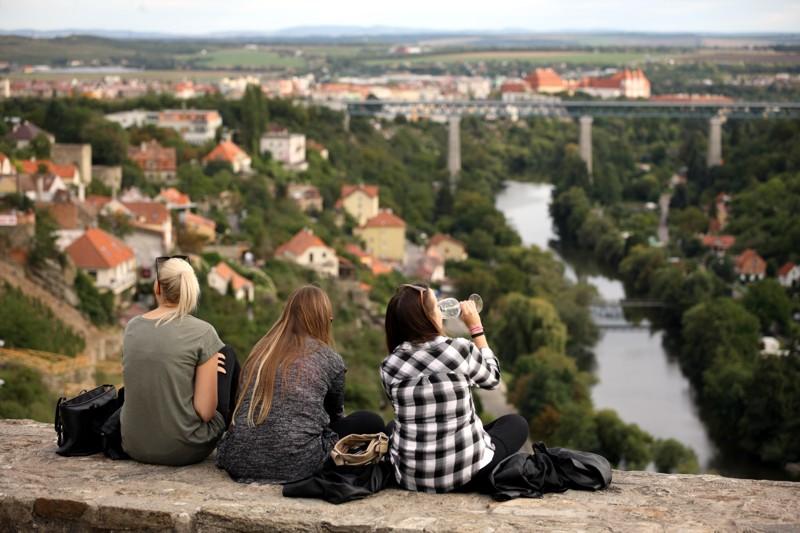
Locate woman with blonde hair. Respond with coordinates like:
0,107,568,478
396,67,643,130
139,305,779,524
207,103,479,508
121,256,238,466
217,285,385,483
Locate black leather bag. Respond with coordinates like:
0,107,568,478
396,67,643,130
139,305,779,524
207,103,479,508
54,384,120,456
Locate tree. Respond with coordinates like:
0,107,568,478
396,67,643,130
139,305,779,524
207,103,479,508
492,294,567,365
593,409,653,470
28,209,60,268
240,84,268,155
681,298,760,386
30,133,51,158
0,363,54,422
742,279,792,334
74,271,115,326
80,117,129,165
652,439,700,474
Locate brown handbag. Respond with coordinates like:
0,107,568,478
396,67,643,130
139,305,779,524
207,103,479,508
330,433,389,466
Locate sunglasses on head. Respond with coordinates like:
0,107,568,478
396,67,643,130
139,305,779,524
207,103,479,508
155,255,189,281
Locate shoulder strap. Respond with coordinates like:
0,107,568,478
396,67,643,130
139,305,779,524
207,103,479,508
54,397,65,447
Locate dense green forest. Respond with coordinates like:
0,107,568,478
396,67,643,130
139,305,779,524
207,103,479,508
549,116,800,468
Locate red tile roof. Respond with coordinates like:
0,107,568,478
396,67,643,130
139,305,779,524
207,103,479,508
524,68,565,90
212,261,253,291
158,187,191,206
340,184,379,200
203,140,248,164
84,195,112,211
345,243,370,260
361,210,406,229
275,229,329,258
778,262,797,277
701,234,736,250
183,211,215,230
428,233,464,248
19,159,78,180
735,249,767,276
128,140,176,173
122,202,170,226
37,202,84,230
500,81,529,93
66,228,134,269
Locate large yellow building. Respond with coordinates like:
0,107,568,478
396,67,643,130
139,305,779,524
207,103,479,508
355,209,406,263
336,184,379,226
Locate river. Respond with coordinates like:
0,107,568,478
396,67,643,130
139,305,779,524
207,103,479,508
495,181,716,470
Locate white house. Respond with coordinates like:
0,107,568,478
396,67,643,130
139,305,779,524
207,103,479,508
778,262,800,288
260,129,307,171
275,228,339,277
0,153,14,175
65,228,137,296
207,261,255,302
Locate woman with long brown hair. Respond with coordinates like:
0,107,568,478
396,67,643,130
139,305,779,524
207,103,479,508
217,285,385,483
380,284,529,493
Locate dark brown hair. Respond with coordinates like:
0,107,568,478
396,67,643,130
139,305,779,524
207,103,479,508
234,285,334,426
385,284,443,352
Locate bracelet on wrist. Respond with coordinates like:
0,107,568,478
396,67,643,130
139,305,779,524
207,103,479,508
469,325,483,333
471,330,485,339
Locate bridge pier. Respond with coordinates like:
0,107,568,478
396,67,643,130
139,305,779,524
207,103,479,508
579,115,593,177
707,115,724,167
447,115,461,191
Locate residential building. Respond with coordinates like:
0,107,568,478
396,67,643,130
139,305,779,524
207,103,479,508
345,243,392,276
307,140,329,160
19,159,81,187
578,69,651,99
275,228,339,277
778,262,800,288
0,152,14,175
6,121,55,148
203,140,252,174
51,143,92,197
156,187,194,210
0,209,35,263
122,201,174,253
735,249,767,282
287,183,323,213
427,233,467,262
65,228,137,295
701,234,736,257
37,200,96,250
336,184,379,226
414,248,446,283
105,109,222,144
524,68,566,94
128,140,177,183
207,261,255,302
355,209,406,263
260,129,307,171
17,173,68,202
181,211,216,243
92,165,122,195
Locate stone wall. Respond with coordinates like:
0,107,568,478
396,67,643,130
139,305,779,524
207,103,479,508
1,420,799,532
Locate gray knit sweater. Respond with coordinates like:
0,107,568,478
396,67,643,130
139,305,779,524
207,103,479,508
216,338,346,483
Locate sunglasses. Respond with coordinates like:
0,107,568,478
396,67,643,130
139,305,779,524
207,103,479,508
155,255,189,281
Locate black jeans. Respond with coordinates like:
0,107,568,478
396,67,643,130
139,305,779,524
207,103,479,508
460,414,529,493
217,345,241,427
330,411,387,438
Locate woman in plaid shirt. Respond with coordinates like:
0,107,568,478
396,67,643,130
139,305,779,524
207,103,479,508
380,284,529,493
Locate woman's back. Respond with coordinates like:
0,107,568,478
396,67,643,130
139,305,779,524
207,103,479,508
217,338,346,483
121,314,225,465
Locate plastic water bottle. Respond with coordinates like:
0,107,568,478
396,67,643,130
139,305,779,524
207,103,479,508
438,294,483,319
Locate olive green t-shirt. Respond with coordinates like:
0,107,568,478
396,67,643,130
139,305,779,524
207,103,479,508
121,314,225,466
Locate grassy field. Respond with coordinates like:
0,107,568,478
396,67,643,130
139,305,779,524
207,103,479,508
366,50,671,67
193,49,307,69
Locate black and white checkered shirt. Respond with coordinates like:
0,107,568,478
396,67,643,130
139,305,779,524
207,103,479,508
380,335,501,493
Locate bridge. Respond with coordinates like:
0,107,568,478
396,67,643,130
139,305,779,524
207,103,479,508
343,99,800,184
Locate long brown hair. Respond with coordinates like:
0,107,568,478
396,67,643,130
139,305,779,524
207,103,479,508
234,285,333,426
385,283,442,353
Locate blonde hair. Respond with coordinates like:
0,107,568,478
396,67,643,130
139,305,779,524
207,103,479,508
234,285,333,426
156,258,200,326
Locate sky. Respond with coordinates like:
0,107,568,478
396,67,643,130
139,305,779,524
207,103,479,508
0,0,799,34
